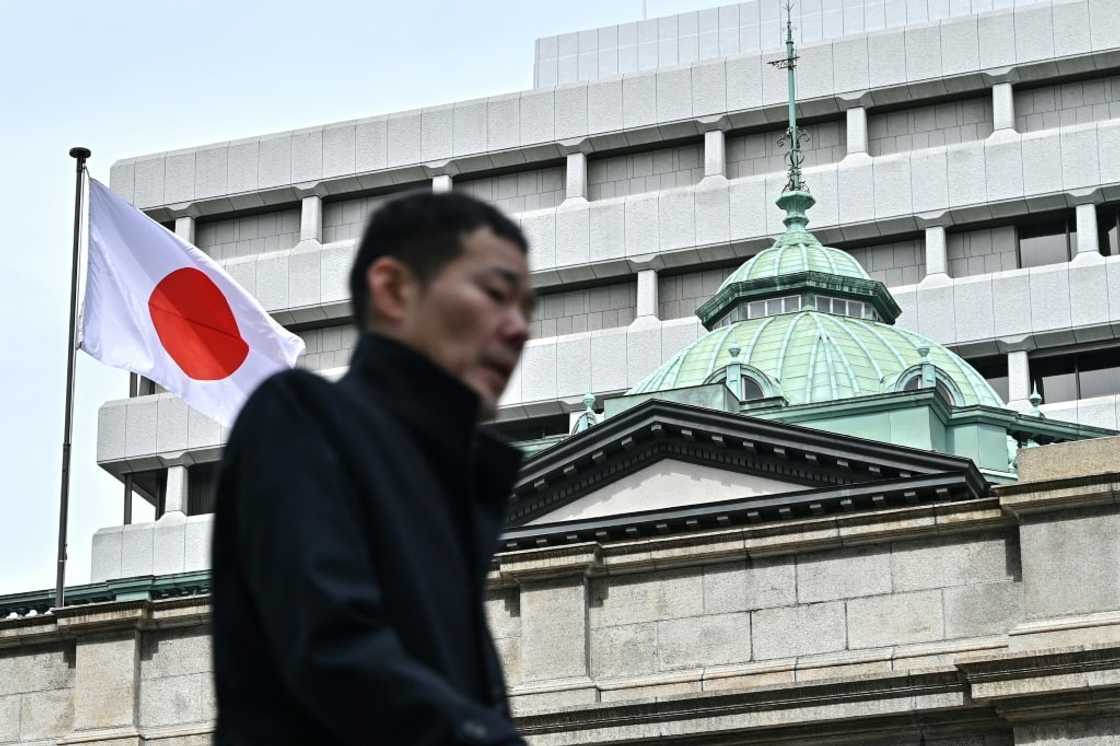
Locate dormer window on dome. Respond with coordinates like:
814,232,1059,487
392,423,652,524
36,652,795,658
702,346,775,402
893,345,964,406
901,374,957,405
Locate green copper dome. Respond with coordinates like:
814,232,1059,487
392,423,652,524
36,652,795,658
629,311,1005,408
717,235,869,288
633,186,1000,409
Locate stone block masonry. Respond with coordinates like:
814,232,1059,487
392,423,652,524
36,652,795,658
195,206,300,260
588,142,704,201
530,280,637,339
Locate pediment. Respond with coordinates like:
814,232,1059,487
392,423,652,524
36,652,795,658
506,398,987,531
527,459,804,525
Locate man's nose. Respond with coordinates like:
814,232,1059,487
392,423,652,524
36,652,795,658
502,306,530,347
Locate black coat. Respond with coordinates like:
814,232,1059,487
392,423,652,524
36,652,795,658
211,333,526,746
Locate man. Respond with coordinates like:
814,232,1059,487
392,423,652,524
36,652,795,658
211,192,535,745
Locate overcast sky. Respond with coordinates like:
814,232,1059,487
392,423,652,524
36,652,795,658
0,0,729,596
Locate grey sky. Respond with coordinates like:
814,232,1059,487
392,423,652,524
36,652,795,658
0,0,726,596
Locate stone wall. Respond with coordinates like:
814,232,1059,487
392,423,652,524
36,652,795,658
323,189,420,243
139,627,215,731
868,95,993,156
195,206,300,260
1015,716,1120,744
947,224,1019,278
587,141,704,201
530,280,637,338
296,324,360,371
0,643,73,743
575,530,1021,683
727,119,845,179
658,265,737,320
458,166,565,215
845,235,926,287
1016,73,1120,133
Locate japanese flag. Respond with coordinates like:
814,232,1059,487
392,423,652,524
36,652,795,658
79,178,305,428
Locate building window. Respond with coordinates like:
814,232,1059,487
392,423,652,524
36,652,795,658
968,355,1009,404
485,413,570,442
901,374,956,405
1095,204,1120,256
746,295,800,320
1017,214,1076,269
1031,345,1120,403
808,295,879,321
717,295,802,327
188,462,218,515
741,375,765,400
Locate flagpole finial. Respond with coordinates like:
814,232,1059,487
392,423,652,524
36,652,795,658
69,147,91,161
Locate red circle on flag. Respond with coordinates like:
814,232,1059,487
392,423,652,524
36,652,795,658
148,268,250,380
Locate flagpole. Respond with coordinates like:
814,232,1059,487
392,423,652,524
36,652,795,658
55,146,90,610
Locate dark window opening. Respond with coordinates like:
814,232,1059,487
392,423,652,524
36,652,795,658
1031,345,1120,403
485,413,570,442
968,355,1010,404
902,375,955,405
1017,213,1076,269
1096,204,1120,256
742,376,765,400
188,462,219,516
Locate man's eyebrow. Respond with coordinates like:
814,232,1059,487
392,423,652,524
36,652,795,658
486,266,521,285
484,266,536,310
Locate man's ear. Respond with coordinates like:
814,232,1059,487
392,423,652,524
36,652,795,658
366,257,418,327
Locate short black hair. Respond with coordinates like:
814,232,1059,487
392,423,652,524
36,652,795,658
348,190,528,329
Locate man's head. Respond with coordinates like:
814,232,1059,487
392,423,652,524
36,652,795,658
348,191,534,420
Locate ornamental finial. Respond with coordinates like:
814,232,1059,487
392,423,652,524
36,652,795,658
769,1,814,231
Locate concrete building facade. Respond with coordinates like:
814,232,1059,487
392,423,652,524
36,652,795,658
4,0,1120,743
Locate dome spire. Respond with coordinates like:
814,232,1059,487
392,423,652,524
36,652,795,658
769,1,814,231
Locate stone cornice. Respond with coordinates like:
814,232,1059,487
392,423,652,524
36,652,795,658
0,595,211,650
488,497,1010,583
514,644,1120,743
957,644,1120,723
997,473,1120,518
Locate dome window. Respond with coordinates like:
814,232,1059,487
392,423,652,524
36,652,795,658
704,352,775,402
741,375,765,401
716,295,802,327
808,295,879,321
901,374,956,405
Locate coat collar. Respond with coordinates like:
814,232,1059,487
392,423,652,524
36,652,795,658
344,333,524,510
347,332,481,450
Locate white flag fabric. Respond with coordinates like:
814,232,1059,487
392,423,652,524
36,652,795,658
79,178,305,428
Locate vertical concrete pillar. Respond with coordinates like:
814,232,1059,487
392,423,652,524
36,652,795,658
72,631,141,737
923,225,950,282
703,129,727,179
846,107,868,156
300,194,323,243
174,216,195,244
1008,350,1031,408
565,152,588,202
164,465,188,517
432,174,453,193
1073,203,1102,263
992,83,1016,132
636,268,659,318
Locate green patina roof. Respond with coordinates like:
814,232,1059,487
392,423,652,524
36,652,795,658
630,311,1005,409
717,234,869,288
